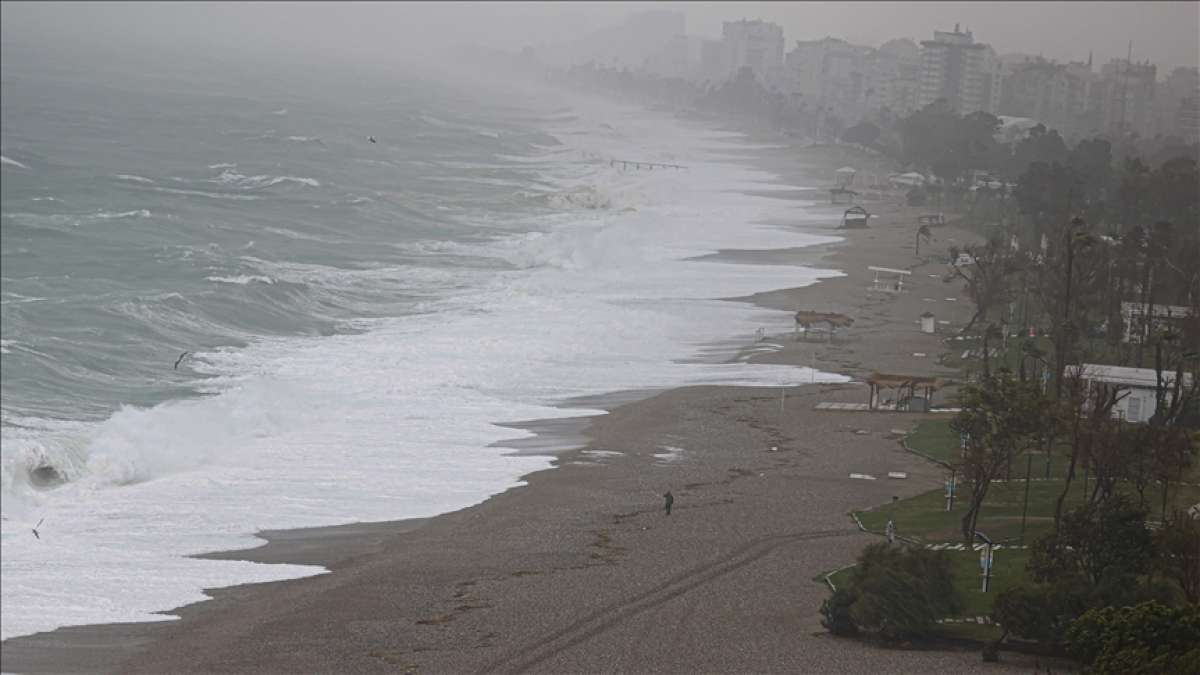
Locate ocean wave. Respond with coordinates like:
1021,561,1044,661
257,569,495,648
92,209,152,220
271,108,288,116
1,155,30,169
0,293,46,306
215,169,320,189
205,275,276,285
207,163,237,169
115,174,154,184
152,186,259,201
285,136,324,145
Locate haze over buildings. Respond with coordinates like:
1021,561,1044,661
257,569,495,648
532,6,1199,143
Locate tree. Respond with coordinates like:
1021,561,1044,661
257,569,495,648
1066,602,1200,675
952,373,1056,543
841,121,880,147
1156,509,1200,604
993,581,1091,645
944,236,1021,335
1032,494,1153,588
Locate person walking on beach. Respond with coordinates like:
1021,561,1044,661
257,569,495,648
885,519,895,544
663,491,674,516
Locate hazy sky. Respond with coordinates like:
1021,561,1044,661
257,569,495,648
3,2,1198,73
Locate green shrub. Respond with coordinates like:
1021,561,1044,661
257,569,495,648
1066,601,1200,674
819,587,859,636
993,580,1090,644
845,543,962,641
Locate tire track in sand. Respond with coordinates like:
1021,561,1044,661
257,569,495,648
478,528,861,674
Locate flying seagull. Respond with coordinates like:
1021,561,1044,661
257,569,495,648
32,518,43,540
367,136,377,144
174,351,189,370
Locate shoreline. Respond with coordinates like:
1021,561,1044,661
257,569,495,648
1,130,1022,673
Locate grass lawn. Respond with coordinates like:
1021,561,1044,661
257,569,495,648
857,478,1200,545
906,418,1075,478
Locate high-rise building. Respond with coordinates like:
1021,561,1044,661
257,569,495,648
784,37,873,121
877,38,922,117
918,25,1000,114
1095,58,1157,137
1155,66,1200,141
720,19,785,88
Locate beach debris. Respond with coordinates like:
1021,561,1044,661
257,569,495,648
888,472,908,479
854,429,870,435
31,518,43,539
849,473,877,480
913,352,926,357
768,445,778,452
945,297,958,301
173,351,189,369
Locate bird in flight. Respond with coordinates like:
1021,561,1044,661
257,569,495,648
174,352,189,370
368,136,377,144
32,518,44,540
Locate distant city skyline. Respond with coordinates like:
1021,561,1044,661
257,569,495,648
599,2,1200,74
2,2,1197,75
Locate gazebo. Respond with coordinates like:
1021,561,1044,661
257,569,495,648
829,187,858,205
865,372,948,412
794,310,854,342
841,205,870,228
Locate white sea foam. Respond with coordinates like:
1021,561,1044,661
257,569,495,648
1,155,30,169
115,174,155,184
215,169,320,189
208,163,237,169
205,275,276,285
152,186,259,201
92,209,152,220
1,96,850,640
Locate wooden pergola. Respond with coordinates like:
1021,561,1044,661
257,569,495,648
829,187,859,205
794,310,854,342
866,372,948,412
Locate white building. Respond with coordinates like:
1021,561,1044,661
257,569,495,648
1074,363,1193,424
784,37,874,122
1121,302,1194,344
918,25,1000,114
720,19,785,87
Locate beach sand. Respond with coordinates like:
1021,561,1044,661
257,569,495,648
1,139,1044,674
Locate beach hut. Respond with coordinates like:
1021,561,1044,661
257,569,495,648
866,372,947,412
841,205,870,229
890,172,926,188
829,187,858,205
794,310,854,342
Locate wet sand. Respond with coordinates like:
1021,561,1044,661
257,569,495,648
2,139,1042,674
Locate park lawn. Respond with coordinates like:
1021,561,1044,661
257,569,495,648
906,420,960,465
856,477,1200,545
906,418,1074,478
